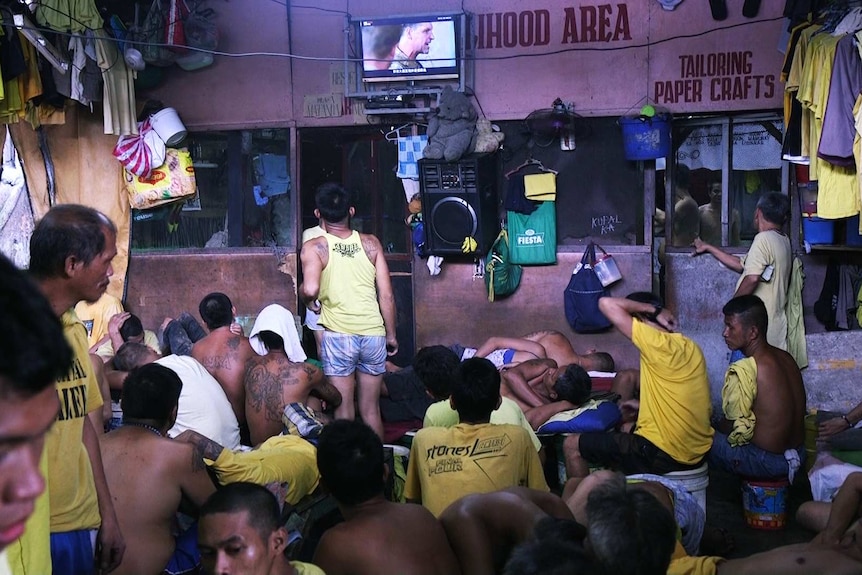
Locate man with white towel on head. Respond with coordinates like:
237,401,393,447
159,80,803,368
244,304,342,446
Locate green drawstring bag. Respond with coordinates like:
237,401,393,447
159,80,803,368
485,229,522,302
507,200,557,265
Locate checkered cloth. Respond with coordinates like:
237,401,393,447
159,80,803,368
396,135,428,179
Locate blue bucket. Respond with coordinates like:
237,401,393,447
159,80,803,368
620,114,671,160
802,216,834,245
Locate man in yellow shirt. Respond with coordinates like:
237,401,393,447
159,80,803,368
0,256,73,575
563,293,713,479
29,205,125,575
405,357,549,516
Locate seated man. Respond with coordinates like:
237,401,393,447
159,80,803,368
405,357,549,516
563,293,713,479
576,472,678,575
499,358,594,430
563,469,704,558
113,342,241,449
313,420,461,575
502,517,594,575
198,483,324,575
175,429,320,507
419,345,541,452
100,363,216,575
708,295,807,482
439,487,575,575
75,292,124,349
191,292,256,427
243,314,341,446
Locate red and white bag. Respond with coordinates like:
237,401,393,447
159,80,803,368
112,119,166,178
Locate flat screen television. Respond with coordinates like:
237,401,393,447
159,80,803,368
355,13,462,84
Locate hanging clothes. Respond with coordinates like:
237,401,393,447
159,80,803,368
93,29,136,136
35,0,104,33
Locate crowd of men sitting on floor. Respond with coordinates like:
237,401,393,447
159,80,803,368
5,199,862,575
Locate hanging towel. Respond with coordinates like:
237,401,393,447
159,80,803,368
249,304,307,362
396,135,427,179
722,357,758,447
786,257,808,369
523,172,557,201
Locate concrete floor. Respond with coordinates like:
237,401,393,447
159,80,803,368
705,466,815,559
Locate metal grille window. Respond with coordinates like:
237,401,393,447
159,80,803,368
665,115,786,248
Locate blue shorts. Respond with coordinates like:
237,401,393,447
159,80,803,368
164,524,200,575
708,431,804,479
321,332,386,377
50,529,96,575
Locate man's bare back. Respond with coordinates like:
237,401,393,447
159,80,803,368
313,499,461,575
191,328,255,424
244,353,336,446
751,346,806,453
100,428,215,575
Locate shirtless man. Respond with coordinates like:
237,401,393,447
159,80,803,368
439,487,574,575
100,363,215,575
468,331,614,373
500,359,593,430
197,483,324,575
708,295,807,481
313,419,461,575
521,330,615,372
243,329,341,446
191,292,256,425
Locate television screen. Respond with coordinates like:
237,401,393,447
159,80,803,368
357,14,461,83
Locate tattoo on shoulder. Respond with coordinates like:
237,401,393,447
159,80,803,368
361,236,378,259
226,337,240,350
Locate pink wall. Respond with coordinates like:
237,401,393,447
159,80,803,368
141,1,294,130
146,0,785,130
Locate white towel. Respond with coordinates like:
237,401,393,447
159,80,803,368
249,304,307,362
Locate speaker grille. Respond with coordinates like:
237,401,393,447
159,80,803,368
429,197,478,244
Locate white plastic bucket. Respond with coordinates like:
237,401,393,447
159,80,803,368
150,107,187,147
664,462,709,513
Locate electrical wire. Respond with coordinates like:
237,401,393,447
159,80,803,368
16,2,786,66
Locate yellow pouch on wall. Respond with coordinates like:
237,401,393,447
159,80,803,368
524,172,557,201
124,148,197,210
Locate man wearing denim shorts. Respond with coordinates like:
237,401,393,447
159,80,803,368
708,295,806,482
300,183,398,440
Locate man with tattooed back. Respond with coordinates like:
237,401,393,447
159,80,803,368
190,292,255,427
244,328,342,446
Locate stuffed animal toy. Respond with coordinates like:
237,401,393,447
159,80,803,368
471,118,505,154
424,86,478,162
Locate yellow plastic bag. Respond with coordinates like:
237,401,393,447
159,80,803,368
125,148,196,210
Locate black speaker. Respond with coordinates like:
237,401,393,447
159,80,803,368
419,154,500,256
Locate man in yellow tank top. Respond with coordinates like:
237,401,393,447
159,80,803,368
299,183,398,440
